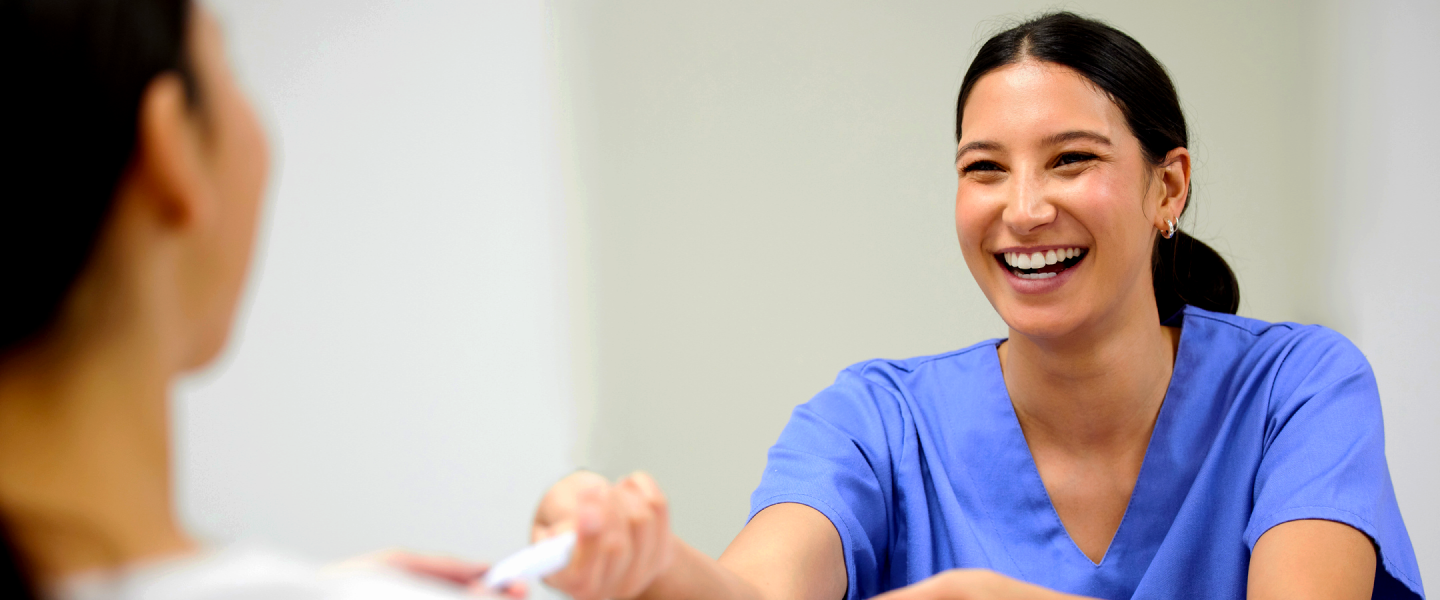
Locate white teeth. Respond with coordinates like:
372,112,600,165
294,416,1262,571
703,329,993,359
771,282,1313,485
1017,271,1057,279
999,247,1087,273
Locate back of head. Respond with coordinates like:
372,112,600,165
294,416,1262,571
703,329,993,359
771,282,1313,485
0,0,194,351
955,12,1240,320
0,0,193,595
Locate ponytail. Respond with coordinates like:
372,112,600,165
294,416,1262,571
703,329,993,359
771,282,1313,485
1153,230,1240,321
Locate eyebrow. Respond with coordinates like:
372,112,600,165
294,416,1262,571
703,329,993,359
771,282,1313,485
1043,130,1112,147
955,130,1113,163
955,140,1001,163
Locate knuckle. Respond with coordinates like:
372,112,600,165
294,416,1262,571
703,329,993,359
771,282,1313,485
601,535,626,557
627,508,650,527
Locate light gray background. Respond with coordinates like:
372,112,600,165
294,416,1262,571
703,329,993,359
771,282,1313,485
177,0,575,581
176,0,1437,592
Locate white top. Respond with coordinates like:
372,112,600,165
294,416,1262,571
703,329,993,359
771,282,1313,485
48,547,475,600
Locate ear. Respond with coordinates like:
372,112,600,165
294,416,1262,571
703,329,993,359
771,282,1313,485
1155,147,1191,225
125,72,213,229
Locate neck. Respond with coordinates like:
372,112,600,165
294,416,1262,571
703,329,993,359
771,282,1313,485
999,298,1180,454
0,255,195,584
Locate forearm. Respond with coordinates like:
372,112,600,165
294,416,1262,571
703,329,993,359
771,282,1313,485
635,537,769,600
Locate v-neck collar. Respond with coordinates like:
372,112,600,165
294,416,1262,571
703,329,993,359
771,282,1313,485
950,309,1207,595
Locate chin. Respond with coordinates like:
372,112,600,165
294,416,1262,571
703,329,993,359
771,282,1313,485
183,338,226,372
995,299,1089,341
180,317,236,372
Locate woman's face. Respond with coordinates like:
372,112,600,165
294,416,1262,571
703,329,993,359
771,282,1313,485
180,9,269,368
954,60,1174,340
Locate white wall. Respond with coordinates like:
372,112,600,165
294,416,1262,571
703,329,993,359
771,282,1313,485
552,0,1340,559
175,2,574,585
1325,0,1440,583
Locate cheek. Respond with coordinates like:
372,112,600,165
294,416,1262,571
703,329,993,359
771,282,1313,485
953,183,1009,300
1066,167,1129,218
1064,167,1154,274
228,99,268,218
954,183,997,253
217,95,268,263
199,89,268,326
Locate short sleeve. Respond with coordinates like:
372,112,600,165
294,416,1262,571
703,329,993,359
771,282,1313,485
1243,330,1425,598
748,366,907,600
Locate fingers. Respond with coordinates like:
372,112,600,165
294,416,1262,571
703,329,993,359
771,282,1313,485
614,472,672,595
572,485,631,599
618,480,657,593
533,470,611,541
330,549,529,597
543,471,673,600
381,552,491,585
465,578,528,599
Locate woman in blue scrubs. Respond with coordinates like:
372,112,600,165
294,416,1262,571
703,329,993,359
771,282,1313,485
529,12,1424,600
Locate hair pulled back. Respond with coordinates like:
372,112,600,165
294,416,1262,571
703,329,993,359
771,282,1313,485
0,0,195,596
1,0,196,351
955,11,1240,320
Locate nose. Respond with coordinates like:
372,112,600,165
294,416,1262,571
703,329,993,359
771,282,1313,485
1002,176,1057,235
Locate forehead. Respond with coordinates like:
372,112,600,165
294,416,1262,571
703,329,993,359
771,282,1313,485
959,60,1130,146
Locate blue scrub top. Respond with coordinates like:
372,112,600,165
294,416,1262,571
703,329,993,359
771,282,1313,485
749,306,1424,599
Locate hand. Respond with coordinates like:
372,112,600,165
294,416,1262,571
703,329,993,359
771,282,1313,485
531,470,676,600
330,550,526,598
871,570,1091,600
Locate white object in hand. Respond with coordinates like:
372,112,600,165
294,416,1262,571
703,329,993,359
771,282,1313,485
482,531,578,590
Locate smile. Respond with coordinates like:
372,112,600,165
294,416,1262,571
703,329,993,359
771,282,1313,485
995,247,1088,280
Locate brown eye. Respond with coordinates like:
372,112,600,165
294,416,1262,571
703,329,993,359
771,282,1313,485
1055,152,1097,167
961,160,1002,174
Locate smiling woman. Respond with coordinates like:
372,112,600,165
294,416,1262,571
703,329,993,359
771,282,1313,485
523,11,1425,600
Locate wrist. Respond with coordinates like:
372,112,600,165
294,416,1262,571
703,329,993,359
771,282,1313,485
630,532,692,600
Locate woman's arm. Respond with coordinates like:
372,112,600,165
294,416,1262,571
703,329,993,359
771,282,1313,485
535,472,846,600
865,519,1377,600
639,503,847,600
1247,519,1375,600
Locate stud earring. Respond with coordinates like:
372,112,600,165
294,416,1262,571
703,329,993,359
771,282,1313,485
1162,218,1177,239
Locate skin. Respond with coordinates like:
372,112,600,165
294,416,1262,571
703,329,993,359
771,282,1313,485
0,8,519,596
530,60,1377,600
0,9,267,581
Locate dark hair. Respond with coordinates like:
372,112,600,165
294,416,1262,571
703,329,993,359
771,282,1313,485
0,0,195,594
955,12,1240,320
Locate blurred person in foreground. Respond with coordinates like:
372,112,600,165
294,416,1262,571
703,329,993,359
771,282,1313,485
0,1,518,598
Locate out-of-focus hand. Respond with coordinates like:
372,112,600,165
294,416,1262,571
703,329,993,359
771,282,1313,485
870,570,1093,600
330,550,527,598
531,470,675,600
